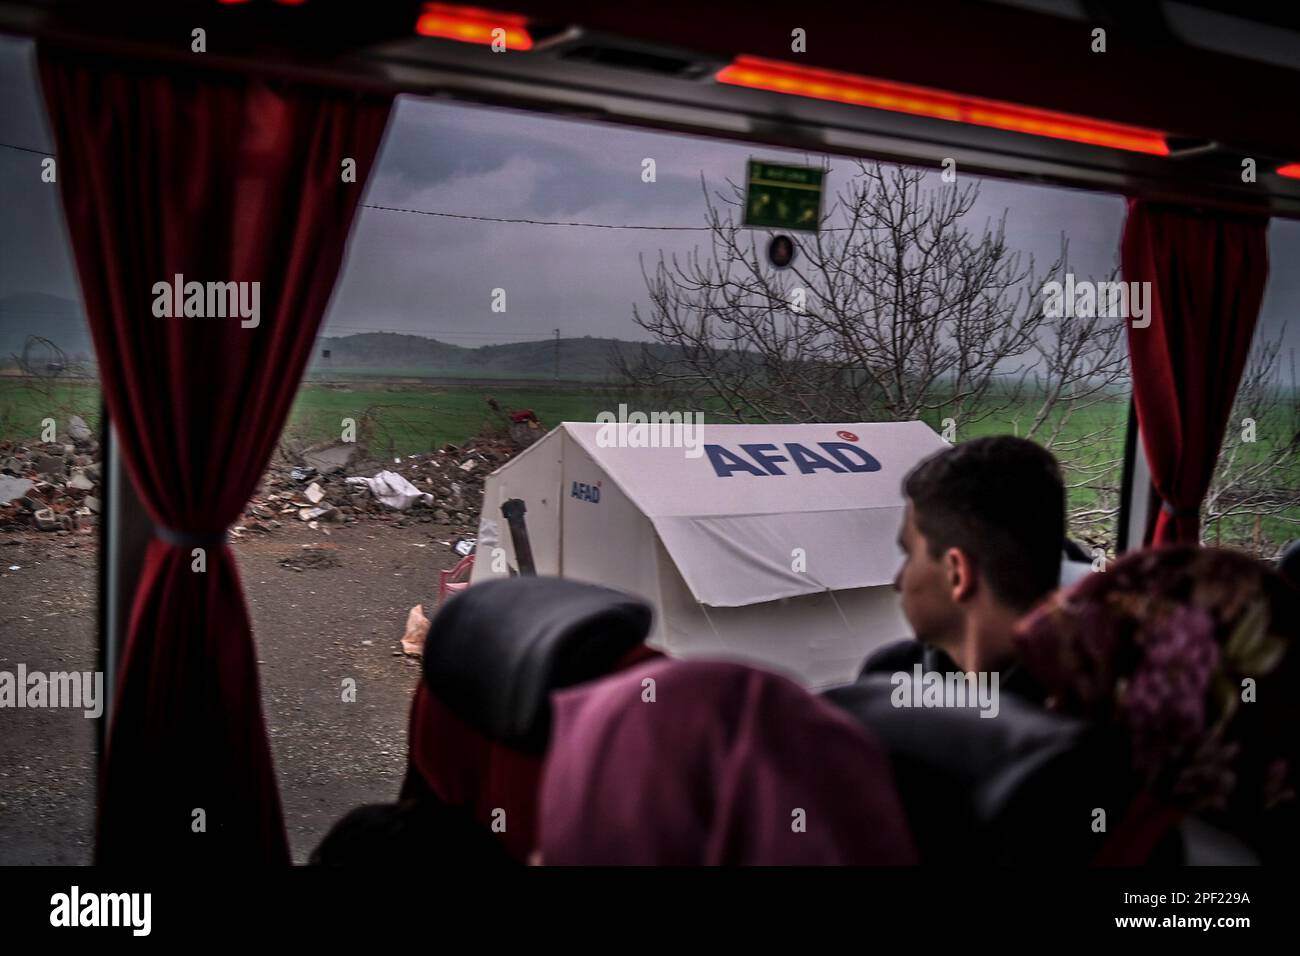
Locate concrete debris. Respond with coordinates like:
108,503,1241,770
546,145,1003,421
301,441,360,475
67,415,93,443
32,452,67,479
0,440,99,534
234,430,520,540
3,423,525,542
0,476,34,506
66,469,95,491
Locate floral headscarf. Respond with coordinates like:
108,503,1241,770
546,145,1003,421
1014,546,1299,851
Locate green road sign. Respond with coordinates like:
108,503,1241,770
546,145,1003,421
743,160,825,233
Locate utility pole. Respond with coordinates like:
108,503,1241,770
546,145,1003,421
554,328,560,381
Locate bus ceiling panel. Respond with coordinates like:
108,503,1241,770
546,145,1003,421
5,0,1300,155
6,0,1300,215
490,0,1300,156
369,37,1300,219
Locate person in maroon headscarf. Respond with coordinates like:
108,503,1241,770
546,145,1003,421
537,658,919,865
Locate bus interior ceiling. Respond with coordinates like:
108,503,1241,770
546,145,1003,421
3,0,1300,219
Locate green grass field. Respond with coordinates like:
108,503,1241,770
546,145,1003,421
2,377,1294,555
303,367,615,383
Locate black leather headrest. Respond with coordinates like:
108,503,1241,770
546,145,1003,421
825,674,1132,863
422,577,653,752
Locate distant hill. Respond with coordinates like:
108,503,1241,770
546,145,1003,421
309,331,680,381
0,298,682,381
0,292,94,365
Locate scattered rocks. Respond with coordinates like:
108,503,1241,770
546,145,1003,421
237,429,519,540
32,452,67,480
0,425,101,533
66,469,95,491
3,417,525,543
301,441,360,475
0,476,34,506
67,415,93,443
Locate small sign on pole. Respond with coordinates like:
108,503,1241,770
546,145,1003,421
743,159,824,233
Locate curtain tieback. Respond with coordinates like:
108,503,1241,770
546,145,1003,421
153,524,229,548
1159,500,1199,518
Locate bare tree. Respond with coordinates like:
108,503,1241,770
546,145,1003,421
1203,332,1300,556
620,160,1130,548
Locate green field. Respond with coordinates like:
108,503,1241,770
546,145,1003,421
2,377,1294,556
302,367,615,383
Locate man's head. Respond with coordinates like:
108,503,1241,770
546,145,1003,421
894,436,1065,657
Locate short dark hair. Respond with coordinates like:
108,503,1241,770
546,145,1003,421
903,435,1065,610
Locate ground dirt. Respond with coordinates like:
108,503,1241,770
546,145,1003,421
0,518,466,864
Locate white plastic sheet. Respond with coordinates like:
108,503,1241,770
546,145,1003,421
345,470,433,510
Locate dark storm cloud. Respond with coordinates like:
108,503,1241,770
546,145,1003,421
1,34,1294,362
374,97,712,218
0,36,79,305
328,95,1131,346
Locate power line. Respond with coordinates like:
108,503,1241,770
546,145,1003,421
361,202,712,231
0,142,53,156
3,143,823,234
362,201,860,233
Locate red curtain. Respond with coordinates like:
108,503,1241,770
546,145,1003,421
38,48,392,864
1120,200,1269,545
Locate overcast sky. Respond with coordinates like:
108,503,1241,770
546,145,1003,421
2,33,1296,363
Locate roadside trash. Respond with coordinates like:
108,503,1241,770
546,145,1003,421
401,603,431,657
454,537,476,557
305,482,325,504
6,565,19,572
290,466,317,482
438,553,475,606
345,471,434,511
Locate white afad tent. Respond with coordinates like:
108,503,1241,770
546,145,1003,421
470,420,949,688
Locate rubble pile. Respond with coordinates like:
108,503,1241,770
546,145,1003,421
1,416,524,540
0,415,101,535
235,431,520,538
